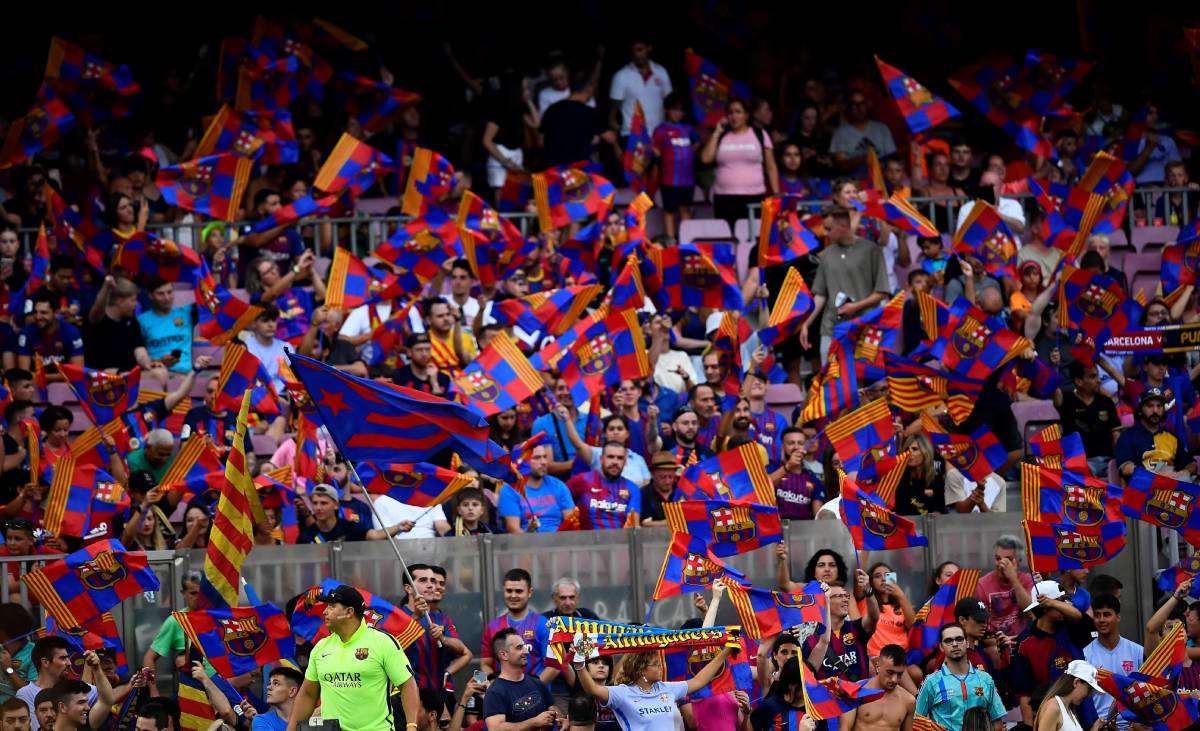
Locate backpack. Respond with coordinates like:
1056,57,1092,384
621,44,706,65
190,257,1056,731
717,124,771,189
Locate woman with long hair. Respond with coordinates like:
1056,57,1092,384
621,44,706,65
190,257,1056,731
1033,661,1103,731
926,561,962,597
749,656,820,731
244,252,326,345
700,98,780,231
865,561,916,656
488,408,522,450
572,656,618,731
893,433,946,516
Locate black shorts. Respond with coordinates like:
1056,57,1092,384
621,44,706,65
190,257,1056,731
659,185,694,213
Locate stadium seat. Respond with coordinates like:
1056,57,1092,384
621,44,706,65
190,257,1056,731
1131,225,1179,252
1010,400,1058,444
766,382,804,407
173,288,196,307
678,219,731,244
733,219,754,246
354,198,396,216
1122,253,1163,279
251,434,277,458
47,382,77,405
736,242,753,284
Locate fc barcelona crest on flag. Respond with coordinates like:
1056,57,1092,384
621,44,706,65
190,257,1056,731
1062,484,1108,527
78,551,127,591
561,169,591,203
1055,529,1105,563
87,371,127,408
180,163,213,197
1124,680,1175,723
860,497,897,539
579,333,614,377
683,553,718,586
460,372,500,403
1147,489,1192,530
952,320,989,358
220,617,269,657
687,645,724,676
709,506,756,544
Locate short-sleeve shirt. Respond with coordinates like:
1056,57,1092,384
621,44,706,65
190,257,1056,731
775,471,824,520
1114,422,1191,476
567,471,641,530
138,306,194,373
810,238,892,337
609,62,672,135
498,478,574,532
1011,621,1094,698
1057,391,1119,459
239,228,305,282
803,618,869,681
481,675,554,728
713,128,772,196
480,611,551,676
297,518,370,544
652,123,700,188
603,681,689,731
19,682,97,731
829,121,897,162
974,570,1036,637
390,365,451,395
749,409,790,466
1084,637,1143,727
401,607,460,690
251,710,287,731
17,320,83,364
305,620,413,731
913,664,1006,731
83,314,145,372
532,410,591,462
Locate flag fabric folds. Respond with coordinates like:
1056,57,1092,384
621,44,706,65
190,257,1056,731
684,50,751,127
195,104,297,164
174,603,294,677
56,363,140,426
1156,555,1200,600
1095,669,1199,730
757,268,814,348
651,533,748,600
157,154,253,223
1122,469,1200,545
42,458,126,538
21,540,160,627
925,421,1009,483
324,247,405,310
906,569,982,664
725,583,828,640
931,298,1033,381
623,101,656,195
1022,463,1125,528
492,285,604,337
758,197,819,269
196,273,262,346
291,578,425,647
1023,520,1126,573
532,167,615,231
402,147,456,216
799,654,885,720
840,472,929,550
355,462,475,508
662,500,783,557
824,399,894,474
874,56,959,135
454,332,545,416
112,233,206,285
677,444,777,505
952,201,1019,280
313,133,394,197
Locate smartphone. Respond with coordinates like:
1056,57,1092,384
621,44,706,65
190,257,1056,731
884,572,898,586
171,349,182,359
472,670,487,684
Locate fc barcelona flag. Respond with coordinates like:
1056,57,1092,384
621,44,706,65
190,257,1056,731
832,291,905,383
1029,424,1089,474
926,420,1009,483
651,533,748,600
539,310,650,406
313,133,394,197
663,637,752,700
374,217,456,295
906,569,982,665
1156,554,1200,600
607,254,646,311
883,351,982,426
799,653,884,720
725,582,828,640
1058,265,1137,347
799,339,859,425
251,191,346,233
112,233,206,285
532,166,615,231
174,604,294,678
42,458,127,538
1122,469,1200,545
493,285,604,337
21,540,160,627
44,37,139,96
453,331,546,416
930,297,1032,381
757,268,814,348
214,342,280,415
0,84,76,169
41,613,128,679
356,462,475,508
1160,241,1200,296
758,196,820,269
948,59,1054,158
402,147,456,216
324,247,405,310
57,363,139,426
824,398,894,474
1095,669,1199,730
952,201,1018,280
1141,622,1187,682
677,444,777,505
647,242,743,312
663,501,782,558
684,50,751,127
291,578,425,647
159,436,225,496
1023,519,1125,572
335,72,421,136
863,194,939,237
1022,463,1125,528
623,101,657,195
840,472,929,551
874,56,959,135
195,104,297,164
157,154,253,223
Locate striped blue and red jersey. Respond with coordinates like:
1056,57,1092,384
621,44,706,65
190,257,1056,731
480,610,551,675
696,414,720,449
401,606,460,690
567,471,641,530
750,409,790,466
652,122,699,188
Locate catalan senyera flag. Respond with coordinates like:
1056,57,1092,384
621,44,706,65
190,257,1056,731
453,331,546,416
725,582,828,640
799,651,885,719
1141,622,1186,682
21,540,159,628
840,471,929,551
651,533,748,600
174,603,294,677
1022,463,1125,528
200,392,267,608
1023,519,1125,573
677,443,777,505
874,56,959,135
663,501,782,558
177,670,216,731
56,363,140,427
291,578,424,647
313,133,393,197
684,49,751,127
905,569,982,665
931,297,1032,381
324,247,405,310
532,166,615,231
1122,469,1200,545
824,398,894,474
157,154,254,223
952,201,1018,280
402,147,456,216
623,101,657,195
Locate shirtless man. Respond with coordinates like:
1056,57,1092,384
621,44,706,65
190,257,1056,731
842,644,915,731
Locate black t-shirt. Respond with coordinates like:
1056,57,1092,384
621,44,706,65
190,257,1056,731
391,365,451,395
639,485,677,523
297,518,370,544
484,90,528,150
0,433,27,505
1057,391,1119,459
959,379,1022,453
481,676,553,726
540,100,603,167
747,244,821,309
83,314,145,372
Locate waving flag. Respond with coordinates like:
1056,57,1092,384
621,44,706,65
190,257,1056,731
538,310,649,406
251,191,346,233
214,343,279,415
800,340,859,425
374,217,456,294
623,101,657,194
1059,265,1137,347
931,297,1032,381
864,194,939,237
0,84,76,169
291,579,424,647
663,637,752,700
288,353,511,479
324,247,405,310
663,501,782,557
313,133,394,196
494,285,603,336
1142,622,1187,681
948,59,1054,158
925,419,1009,483
684,50,751,127
457,191,529,284
22,540,159,627
402,147,456,216
157,154,254,223
44,37,139,96
1157,555,1200,600
906,569,982,664
651,533,748,600
532,167,615,231
196,272,262,346
800,654,885,719
726,583,828,640
454,332,545,416
757,268,814,348
41,613,127,680
1160,241,1200,296
884,352,982,425
1122,469,1200,544
175,603,293,677
1023,519,1125,572
1029,424,1089,474
710,312,753,396
607,254,646,311
356,462,474,508
42,458,126,538
647,241,743,311
1003,51,1093,115
833,291,905,383
1095,669,1199,730
112,233,206,285
1022,463,1124,527
758,197,820,269
952,201,1018,280
56,363,140,426
159,437,225,496
840,472,929,550
336,72,421,135
677,443,777,505
196,104,296,164
825,399,894,474
875,57,959,135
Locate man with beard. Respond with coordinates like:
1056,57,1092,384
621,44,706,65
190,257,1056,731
712,398,754,453
841,645,914,731
688,384,720,449
567,443,640,530
657,406,713,468
1115,387,1196,483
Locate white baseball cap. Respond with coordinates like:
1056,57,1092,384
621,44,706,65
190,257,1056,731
1065,660,1104,694
1023,580,1066,613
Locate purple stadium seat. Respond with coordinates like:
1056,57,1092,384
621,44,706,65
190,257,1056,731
766,382,804,408
173,288,196,307
733,218,754,246
736,242,753,284
47,382,77,405
1122,253,1163,278
251,434,277,457
678,219,731,244
1130,225,1179,253
1010,399,1059,443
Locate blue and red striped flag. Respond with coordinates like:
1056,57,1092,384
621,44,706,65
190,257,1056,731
725,582,828,640
833,292,906,384
931,297,1032,381
1022,463,1125,527
883,352,983,426
538,310,649,406
905,569,982,664
493,285,604,336
663,501,782,558
710,312,754,397
498,171,534,213
1028,424,1090,474
863,193,939,237
112,232,206,285
214,342,280,415
174,603,294,677
42,458,127,539
56,363,140,426
756,268,814,349
948,58,1054,158
1004,51,1093,115
646,241,743,312
324,247,405,310
402,147,456,216
292,578,425,647
952,202,1019,280
336,72,421,136
251,191,347,233
313,133,394,197
925,421,1009,484
824,398,894,474
799,652,885,719
41,612,128,679
758,196,820,269
607,254,646,311
196,104,297,164
21,539,160,627
374,215,457,294
662,638,752,700
651,533,748,600
840,471,929,550
1058,265,1138,347
1023,519,1126,573
457,191,530,285
532,166,615,231
196,267,261,347
684,50,751,127
1176,220,1199,247
1160,241,1200,297
44,37,139,96
677,443,777,505
0,84,76,169
453,332,546,416
799,339,860,425
157,154,254,223
255,467,300,544
288,352,511,480
1122,469,1200,544
158,437,225,497
1096,669,1199,730
874,57,959,135
355,462,474,508
1157,555,1200,600
623,101,657,195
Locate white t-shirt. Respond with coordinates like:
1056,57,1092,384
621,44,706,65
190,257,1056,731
369,494,440,539
589,449,651,486
538,86,596,115
955,198,1027,236
609,62,672,135
1084,637,1143,728
244,335,291,393
338,302,393,339
653,349,698,395
603,681,688,731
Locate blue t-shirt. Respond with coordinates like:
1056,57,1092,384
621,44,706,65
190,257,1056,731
481,675,554,725
138,306,194,373
603,681,688,731
497,477,574,531
251,710,287,731
532,411,591,462
16,319,84,363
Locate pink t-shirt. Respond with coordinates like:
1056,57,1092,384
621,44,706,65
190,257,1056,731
713,128,772,195
974,570,1036,637
691,692,740,731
